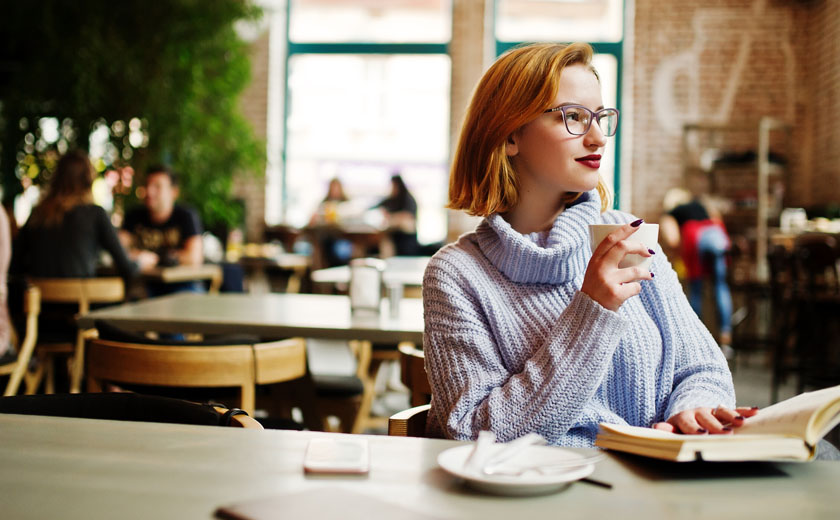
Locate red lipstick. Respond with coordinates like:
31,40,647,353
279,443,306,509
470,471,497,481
575,154,601,169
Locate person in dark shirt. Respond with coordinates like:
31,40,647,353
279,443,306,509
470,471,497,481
10,150,155,352
119,166,204,295
374,173,421,256
661,190,733,355
11,150,151,280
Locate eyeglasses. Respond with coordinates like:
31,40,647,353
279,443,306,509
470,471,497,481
543,105,620,137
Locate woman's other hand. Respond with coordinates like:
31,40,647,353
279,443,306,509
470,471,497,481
581,219,655,311
652,406,760,434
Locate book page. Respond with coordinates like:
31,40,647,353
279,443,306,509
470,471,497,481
736,385,840,443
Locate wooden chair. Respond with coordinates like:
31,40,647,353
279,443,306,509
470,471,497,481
310,339,376,434
27,277,125,394
398,342,431,407
86,336,307,416
388,403,431,437
388,343,435,437
212,406,263,429
0,286,40,396
0,392,262,429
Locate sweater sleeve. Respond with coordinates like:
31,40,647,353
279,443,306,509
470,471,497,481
423,254,628,443
642,243,736,419
96,207,139,279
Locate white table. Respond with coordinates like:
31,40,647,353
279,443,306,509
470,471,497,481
78,292,423,344
311,256,430,288
2,413,839,520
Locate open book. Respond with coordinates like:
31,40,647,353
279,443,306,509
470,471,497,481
595,384,840,461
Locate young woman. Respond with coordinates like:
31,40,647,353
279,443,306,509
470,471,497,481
12,149,154,279
423,42,757,446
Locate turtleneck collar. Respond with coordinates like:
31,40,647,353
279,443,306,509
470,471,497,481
475,190,602,285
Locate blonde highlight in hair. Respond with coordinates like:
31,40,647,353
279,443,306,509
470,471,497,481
448,42,611,216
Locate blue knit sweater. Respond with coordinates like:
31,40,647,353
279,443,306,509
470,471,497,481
422,191,735,446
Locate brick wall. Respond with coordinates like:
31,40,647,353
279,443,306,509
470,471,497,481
631,0,840,220
803,0,840,207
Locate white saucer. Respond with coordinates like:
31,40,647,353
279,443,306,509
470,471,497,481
437,445,595,496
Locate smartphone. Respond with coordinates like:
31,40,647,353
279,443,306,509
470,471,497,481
303,437,370,475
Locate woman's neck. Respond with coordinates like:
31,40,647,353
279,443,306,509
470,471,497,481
503,190,565,235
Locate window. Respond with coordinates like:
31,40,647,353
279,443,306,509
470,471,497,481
496,0,623,43
285,53,450,243
270,0,452,245
289,0,450,43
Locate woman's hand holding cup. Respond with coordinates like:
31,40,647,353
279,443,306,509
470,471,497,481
581,219,658,311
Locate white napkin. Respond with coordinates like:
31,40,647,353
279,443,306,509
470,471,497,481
463,431,547,475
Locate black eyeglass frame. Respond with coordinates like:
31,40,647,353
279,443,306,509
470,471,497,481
543,105,620,137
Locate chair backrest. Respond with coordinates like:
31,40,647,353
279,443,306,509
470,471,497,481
0,392,262,428
388,403,431,437
1,286,41,396
86,336,307,414
87,339,257,387
398,342,431,407
28,277,125,314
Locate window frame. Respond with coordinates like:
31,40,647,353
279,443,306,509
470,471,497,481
276,1,624,225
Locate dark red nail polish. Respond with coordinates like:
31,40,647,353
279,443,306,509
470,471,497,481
722,427,732,431
648,249,655,254
650,272,655,278
735,416,745,421
630,219,644,227
697,428,707,433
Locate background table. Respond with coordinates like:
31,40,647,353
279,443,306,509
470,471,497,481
79,292,423,344
311,256,430,288
143,264,224,293
238,252,310,294
2,413,839,520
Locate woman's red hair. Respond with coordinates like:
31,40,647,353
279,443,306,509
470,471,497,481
448,42,611,216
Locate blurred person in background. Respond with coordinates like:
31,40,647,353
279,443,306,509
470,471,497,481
374,173,421,256
119,165,204,294
11,149,149,280
10,150,152,353
660,188,733,357
309,177,353,267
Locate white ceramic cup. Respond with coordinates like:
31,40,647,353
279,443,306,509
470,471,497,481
589,223,659,270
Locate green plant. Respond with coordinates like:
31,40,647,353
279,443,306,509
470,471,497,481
0,0,265,231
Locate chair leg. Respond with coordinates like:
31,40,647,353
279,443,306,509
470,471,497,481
350,380,376,434
25,362,43,395
45,355,56,394
240,384,255,416
335,398,362,433
69,332,86,394
3,334,38,397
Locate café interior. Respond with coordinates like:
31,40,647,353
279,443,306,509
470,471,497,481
1,1,840,518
